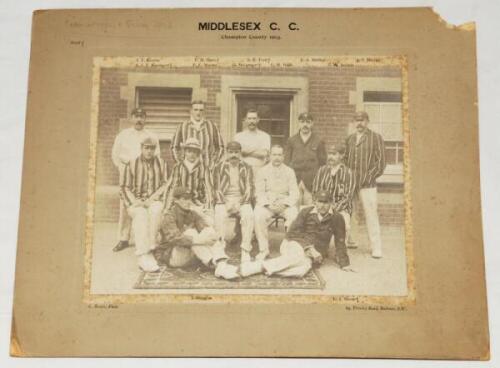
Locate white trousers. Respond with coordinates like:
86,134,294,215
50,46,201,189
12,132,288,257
127,201,163,256
262,240,312,277
359,187,382,255
340,210,351,241
214,202,254,252
254,205,298,254
169,239,227,268
298,181,313,207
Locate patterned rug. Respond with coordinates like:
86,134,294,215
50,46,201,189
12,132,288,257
134,265,325,290
135,226,325,290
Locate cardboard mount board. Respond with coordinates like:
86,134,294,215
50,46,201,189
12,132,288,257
11,8,489,358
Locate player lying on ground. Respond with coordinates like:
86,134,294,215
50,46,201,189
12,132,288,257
240,190,356,278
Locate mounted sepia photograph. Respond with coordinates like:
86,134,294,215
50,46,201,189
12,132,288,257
85,56,413,303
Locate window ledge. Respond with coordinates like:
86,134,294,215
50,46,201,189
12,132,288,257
377,165,404,184
377,174,404,184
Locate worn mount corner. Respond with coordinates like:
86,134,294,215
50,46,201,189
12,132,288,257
430,7,476,31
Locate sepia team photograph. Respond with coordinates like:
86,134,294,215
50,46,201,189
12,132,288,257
85,56,412,301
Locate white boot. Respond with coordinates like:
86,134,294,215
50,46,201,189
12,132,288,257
138,253,160,272
214,261,239,280
240,260,264,277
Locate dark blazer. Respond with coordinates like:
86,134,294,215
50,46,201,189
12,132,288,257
285,206,349,267
156,203,209,265
284,132,327,191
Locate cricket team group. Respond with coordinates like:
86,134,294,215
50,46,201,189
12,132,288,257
110,100,387,280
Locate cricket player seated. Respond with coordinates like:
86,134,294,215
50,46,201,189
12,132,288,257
240,190,356,278
213,141,255,264
119,136,167,273
155,186,239,280
253,144,300,261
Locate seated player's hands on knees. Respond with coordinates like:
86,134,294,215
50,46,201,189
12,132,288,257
269,203,285,215
226,202,239,215
266,204,278,213
275,203,287,214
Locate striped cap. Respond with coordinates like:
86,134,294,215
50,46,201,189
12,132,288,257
131,107,147,117
354,111,369,121
314,190,331,202
298,112,314,121
327,144,346,155
226,141,242,151
181,137,201,151
140,136,156,147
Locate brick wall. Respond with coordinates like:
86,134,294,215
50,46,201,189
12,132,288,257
94,65,404,224
96,68,128,186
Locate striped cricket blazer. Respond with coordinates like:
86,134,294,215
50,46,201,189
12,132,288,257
171,119,225,169
120,155,168,207
213,160,254,205
312,163,357,214
345,128,386,189
164,160,213,209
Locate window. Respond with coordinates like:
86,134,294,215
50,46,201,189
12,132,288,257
236,94,292,146
385,141,404,165
363,90,404,183
136,87,192,141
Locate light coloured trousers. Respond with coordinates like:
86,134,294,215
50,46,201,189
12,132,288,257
263,240,312,277
298,181,313,206
254,205,298,254
214,202,254,252
169,239,228,268
340,210,351,241
359,187,382,255
127,201,163,256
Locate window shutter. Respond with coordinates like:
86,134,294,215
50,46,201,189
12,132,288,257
137,87,192,141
